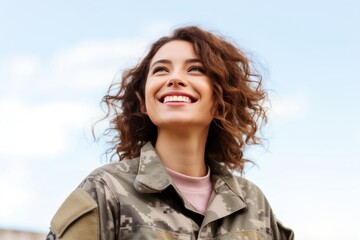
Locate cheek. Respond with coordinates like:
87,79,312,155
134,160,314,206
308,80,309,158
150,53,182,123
144,78,159,111
203,81,214,102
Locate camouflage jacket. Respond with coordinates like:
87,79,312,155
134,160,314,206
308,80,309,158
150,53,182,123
47,142,294,240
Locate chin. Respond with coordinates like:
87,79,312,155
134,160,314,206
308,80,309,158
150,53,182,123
156,119,212,129
156,119,195,126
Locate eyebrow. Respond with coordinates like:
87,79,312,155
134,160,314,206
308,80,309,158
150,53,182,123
149,58,202,69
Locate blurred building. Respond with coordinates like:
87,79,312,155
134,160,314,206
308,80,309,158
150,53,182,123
0,229,46,240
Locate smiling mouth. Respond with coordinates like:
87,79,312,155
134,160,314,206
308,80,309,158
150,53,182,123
161,95,196,103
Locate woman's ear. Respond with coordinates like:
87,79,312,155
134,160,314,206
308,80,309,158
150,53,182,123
136,91,147,113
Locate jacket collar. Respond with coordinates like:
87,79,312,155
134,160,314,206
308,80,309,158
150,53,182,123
133,141,247,204
202,158,247,226
133,142,172,193
207,158,246,201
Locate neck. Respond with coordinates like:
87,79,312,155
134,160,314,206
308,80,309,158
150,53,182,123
155,127,209,177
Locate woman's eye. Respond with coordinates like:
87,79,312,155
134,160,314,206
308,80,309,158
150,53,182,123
188,66,205,73
152,67,168,74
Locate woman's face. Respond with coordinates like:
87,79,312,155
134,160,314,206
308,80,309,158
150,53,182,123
144,40,214,131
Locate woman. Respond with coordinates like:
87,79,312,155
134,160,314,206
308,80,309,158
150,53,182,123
47,26,294,239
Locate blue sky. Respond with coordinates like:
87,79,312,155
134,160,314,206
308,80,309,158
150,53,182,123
0,1,359,239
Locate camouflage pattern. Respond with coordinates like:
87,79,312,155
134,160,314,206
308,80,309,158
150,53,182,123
47,142,294,239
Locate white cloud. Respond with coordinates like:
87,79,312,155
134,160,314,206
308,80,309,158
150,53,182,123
51,39,147,71
27,38,151,94
0,100,98,158
0,55,41,99
5,55,41,79
0,38,152,97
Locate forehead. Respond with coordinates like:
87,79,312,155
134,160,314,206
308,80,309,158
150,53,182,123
150,40,198,65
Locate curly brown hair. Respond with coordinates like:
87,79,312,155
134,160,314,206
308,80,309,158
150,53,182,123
100,26,268,173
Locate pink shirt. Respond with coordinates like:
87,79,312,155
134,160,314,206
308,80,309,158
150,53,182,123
166,167,212,215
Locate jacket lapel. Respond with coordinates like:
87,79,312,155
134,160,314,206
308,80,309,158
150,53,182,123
201,160,247,228
133,142,171,193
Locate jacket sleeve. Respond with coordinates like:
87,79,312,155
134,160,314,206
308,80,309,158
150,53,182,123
271,216,295,240
46,176,118,240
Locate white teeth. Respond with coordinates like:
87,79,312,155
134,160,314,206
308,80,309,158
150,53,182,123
163,96,191,103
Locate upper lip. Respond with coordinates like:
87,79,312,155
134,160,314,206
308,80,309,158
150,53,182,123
158,91,198,103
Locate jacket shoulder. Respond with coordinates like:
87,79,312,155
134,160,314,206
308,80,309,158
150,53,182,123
232,175,268,201
232,176,295,239
77,158,141,203
88,157,140,178
48,189,99,240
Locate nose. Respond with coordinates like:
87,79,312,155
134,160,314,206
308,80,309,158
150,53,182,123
166,71,188,87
